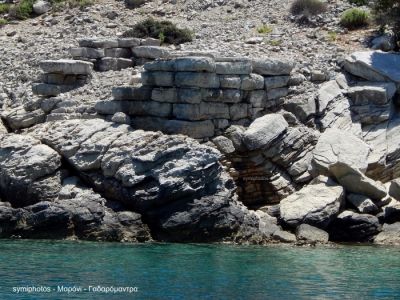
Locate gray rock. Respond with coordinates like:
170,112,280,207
112,86,152,101
252,58,295,75
343,51,400,83
111,112,131,124
0,134,62,207
272,229,297,243
175,57,216,72
32,83,61,97
141,38,161,46
371,34,396,52
96,58,133,72
215,60,252,75
95,100,171,117
118,37,141,47
78,38,119,49
219,75,241,89
141,71,174,87
175,72,220,88
33,0,51,15
383,200,400,223
132,46,170,59
3,107,46,130
347,82,396,106
104,48,132,58
211,136,235,154
312,128,370,175
164,119,215,139
347,193,379,214
240,74,264,90
280,177,344,228
374,222,400,245
317,80,342,113
264,76,290,90
330,162,387,201
295,224,329,243
328,210,381,242
388,178,400,201
243,114,289,151
70,47,105,59
40,60,93,75
229,103,249,121
173,103,230,121
267,87,288,100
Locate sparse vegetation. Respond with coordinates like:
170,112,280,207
0,18,7,25
340,8,370,29
0,3,11,14
9,0,34,20
122,18,193,45
125,0,147,9
290,0,327,16
327,31,338,41
257,24,273,34
269,39,282,46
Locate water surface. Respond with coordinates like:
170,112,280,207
0,240,399,299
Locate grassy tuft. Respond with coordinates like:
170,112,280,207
257,24,273,34
290,0,327,16
340,8,370,29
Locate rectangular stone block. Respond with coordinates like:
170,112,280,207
104,48,132,58
241,74,264,90
118,37,141,48
42,73,66,85
248,90,267,108
132,46,170,59
203,89,242,103
173,102,230,121
96,58,134,71
175,72,220,88
112,86,152,101
264,76,290,90
32,83,61,97
252,58,295,75
177,88,203,104
215,60,252,75
213,119,230,129
71,47,104,59
174,57,216,72
267,87,289,100
219,75,241,89
151,88,177,103
141,71,175,87
40,59,93,75
144,60,175,71
165,119,215,139
141,38,161,46
78,38,119,49
131,116,168,131
95,100,171,117
230,103,249,120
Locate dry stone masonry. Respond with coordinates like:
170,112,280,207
32,59,93,97
95,56,295,139
70,37,166,71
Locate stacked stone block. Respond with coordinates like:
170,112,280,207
70,37,167,72
32,59,93,97
95,56,295,139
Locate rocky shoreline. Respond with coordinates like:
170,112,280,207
0,44,400,246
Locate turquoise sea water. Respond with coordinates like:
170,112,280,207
0,240,399,299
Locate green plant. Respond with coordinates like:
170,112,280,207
257,24,273,34
122,18,193,45
327,31,338,41
0,3,11,14
340,8,370,29
125,0,146,9
269,39,282,46
9,0,34,20
290,0,327,16
348,0,369,5
68,0,94,8
158,32,165,44
0,18,7,25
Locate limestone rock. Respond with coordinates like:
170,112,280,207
295,224,329,243
132,46,170,59
2,107,46,130
330,162,387,201
40,60,93,75
374,223,400,245
312,128,370,175
346,193,379,214
343,51,400,83
388,179,400,201
328,210,381,242
243,114,288,151
279,177,344,228
252,58,295,75
33,0,51,15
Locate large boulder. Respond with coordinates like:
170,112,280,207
243,114,288,151
0,177,152,242
0,134,62,207
328,210,381,242
312,128,370,175
279,177,344,229
346,193,379,214
374,223,400,245
330,162,387,201
26,119,263,242
343,51,400,83
295,224,329,243
33,0,51,15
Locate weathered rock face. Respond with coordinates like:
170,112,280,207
343,51,400,84
328,210,381,242
0,177,152,242
374,223,400,245
24,119,265,242
295,224,329,243
0,134,62,207
312,128,370,175
279,177,344,229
